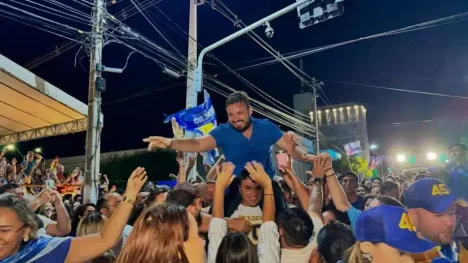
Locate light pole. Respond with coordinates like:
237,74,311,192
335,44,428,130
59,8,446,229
193,0,313,93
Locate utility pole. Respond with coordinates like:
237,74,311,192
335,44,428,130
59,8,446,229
185,0,200,180
83,0,105,203
312,82,320,154
300,59,320,154
186,0,198,109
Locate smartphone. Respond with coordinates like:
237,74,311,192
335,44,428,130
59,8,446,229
276,151,288,172
45,179,55,189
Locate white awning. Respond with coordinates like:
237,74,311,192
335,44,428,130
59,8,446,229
0,54,101,145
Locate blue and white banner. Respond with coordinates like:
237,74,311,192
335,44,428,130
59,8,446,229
164,91,218,165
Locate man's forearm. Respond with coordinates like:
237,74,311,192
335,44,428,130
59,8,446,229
308,182,323,218
170,139,203,152
55,202,72,236
287,145,309,162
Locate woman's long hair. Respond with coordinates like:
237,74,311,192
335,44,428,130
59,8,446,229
77,211,105,237
343,242,369,263
215,232,258,263
116,204,191,263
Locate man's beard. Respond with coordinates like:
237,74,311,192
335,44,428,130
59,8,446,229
231,117,252,133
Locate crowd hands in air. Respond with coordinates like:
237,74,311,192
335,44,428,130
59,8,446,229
0,91,467,263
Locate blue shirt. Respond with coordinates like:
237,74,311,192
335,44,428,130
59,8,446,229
347,205,362,233
20,160,36,175
209,118,283,177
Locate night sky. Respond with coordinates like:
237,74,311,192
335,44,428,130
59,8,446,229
1,0,467,159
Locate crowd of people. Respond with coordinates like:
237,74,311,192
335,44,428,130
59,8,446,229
0,91,467,263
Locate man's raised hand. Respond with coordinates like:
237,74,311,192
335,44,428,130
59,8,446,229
143,136,172,151
244,161,271,188
216,162,235,190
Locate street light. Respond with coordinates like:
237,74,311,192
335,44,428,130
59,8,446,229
370,144,378,150
34,147,42,153
427,152,437,160
396,154,406,163
5,144,15,151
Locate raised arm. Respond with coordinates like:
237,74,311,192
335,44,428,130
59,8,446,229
320,154,351,212
143,135,216,153
64,167,147,263
276,132,312,162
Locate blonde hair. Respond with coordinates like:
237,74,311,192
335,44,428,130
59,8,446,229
343,242,370,263
116,204,191,263
77,211,106,237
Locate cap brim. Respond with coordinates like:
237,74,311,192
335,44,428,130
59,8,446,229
431,195,457,214
386,238,436,254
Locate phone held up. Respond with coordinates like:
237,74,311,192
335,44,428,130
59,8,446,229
275,151,288,173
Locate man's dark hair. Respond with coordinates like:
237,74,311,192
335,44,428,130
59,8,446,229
239,169,251,182
339,172,358,182
166,190,196,208
276,207,314,248
380,181,399,195
372,177,383,183
375,195,404,207
317,220,356,263
226,91,250,108
95,196,107,212
215,232,258,263
453,143,468,152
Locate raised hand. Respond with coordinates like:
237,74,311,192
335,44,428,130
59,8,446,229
171,117,185,139
216,162,235,190
283,131,297,146
125,167,148,199
176,151,186,167
187,153,198,169
143,136,172,151
306,153,331,179
244,161,271,188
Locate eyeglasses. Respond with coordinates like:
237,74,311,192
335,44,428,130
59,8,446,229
0,224,26,235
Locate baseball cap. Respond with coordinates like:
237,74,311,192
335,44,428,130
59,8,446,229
403,178,467,213
354,205,436,254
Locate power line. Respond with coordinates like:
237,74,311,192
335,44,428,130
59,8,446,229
238,11,468,71
323,79,468,100
23,0,164,70
207,0,332,106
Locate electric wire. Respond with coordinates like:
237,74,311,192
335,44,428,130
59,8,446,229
322,79,468,100
239,12,468,71
10,0,92,25
128,0,185,58
207,0,332,106
149,5,315,124
25,0,164,69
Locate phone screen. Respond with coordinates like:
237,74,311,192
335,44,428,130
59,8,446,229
45,179,55,189
275,152,288,171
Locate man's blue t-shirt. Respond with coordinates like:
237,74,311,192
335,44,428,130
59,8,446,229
209,117,283,177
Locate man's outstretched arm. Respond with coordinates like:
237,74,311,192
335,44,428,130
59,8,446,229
144,135,217,153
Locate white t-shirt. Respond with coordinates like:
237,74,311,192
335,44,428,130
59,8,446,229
230,204,263,245
37,214,53,236
280,216,324,263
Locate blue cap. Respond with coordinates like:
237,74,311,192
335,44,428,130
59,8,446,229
354,205,436,254
404,178,467,213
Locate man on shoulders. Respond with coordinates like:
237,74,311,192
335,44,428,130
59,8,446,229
143,91,311,177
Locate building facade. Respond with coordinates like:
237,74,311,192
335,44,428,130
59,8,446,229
293,92,370,160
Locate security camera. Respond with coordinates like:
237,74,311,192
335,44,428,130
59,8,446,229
264,21,274,38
